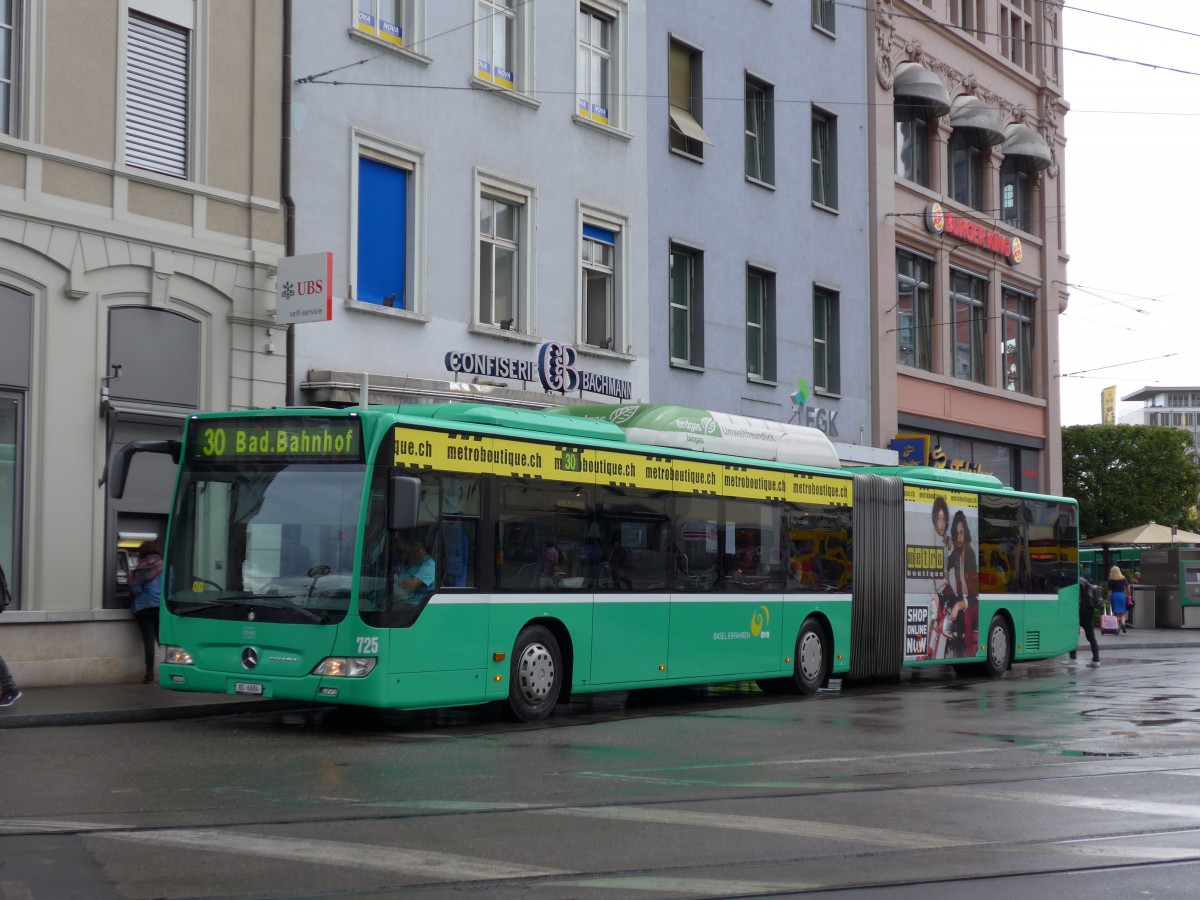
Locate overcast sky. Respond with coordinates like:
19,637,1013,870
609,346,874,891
1058,1,1200,425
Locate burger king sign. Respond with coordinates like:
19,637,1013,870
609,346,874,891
924,202,1021,266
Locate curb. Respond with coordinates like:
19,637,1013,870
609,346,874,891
0,699,315,729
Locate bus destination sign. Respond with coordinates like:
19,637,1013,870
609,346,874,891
186,417,363,463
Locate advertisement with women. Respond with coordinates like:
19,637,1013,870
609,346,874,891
903,487,980,661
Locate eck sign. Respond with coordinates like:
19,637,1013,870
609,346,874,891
276,252,333,323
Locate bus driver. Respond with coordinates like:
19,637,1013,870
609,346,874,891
394,539,436,605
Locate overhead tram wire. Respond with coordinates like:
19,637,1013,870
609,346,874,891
295,0,1200,89
1059,352,1183,379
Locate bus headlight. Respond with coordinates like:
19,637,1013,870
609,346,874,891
163,645,194,666
312,657,377,678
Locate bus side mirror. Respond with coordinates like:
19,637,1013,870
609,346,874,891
388,474,421,531
105,439,181,499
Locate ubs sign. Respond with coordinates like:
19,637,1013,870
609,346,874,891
445,341,633,400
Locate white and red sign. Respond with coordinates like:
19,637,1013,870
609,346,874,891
925,203,1021,266
276,252,333,323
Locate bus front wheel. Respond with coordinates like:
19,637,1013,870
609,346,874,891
507,625,562,722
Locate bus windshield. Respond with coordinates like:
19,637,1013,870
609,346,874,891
166,462,366,624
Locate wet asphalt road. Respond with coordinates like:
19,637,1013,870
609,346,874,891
3,647,1200,899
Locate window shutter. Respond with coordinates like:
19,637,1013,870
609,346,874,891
126,15,189,178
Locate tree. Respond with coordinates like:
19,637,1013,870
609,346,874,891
1062,425,1200,539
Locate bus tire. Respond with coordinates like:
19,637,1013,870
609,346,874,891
507,625,562,722
983,615,1011,678
794,619,828,696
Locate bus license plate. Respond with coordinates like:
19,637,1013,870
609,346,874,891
235,682,264,695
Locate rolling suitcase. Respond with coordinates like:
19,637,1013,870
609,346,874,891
1099,603,1119,636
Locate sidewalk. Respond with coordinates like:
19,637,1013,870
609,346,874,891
2,626,1198,729
0,682,311,729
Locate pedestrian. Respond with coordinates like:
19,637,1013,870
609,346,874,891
0,562,21,707
1069,576,1101,666
129,541,163,683
1108,564,1132,634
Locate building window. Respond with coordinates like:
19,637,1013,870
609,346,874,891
480,196,519,330
669,244,703,367
1001,157,1033,233
813,287,840,394
811,0,835,34
577,3,621,127
475,0,525,91
895,106,930,186
746,268,776,382
949,0,985,42
125,12,191,178
745,75,774,185
999,0,1034,73
948,130,985,210
355,152,413,308
1,1,17,135
811,109,838,209
950,268,987,384
669,39,710,158
355,1,419,49
581,220,621,349
1001,287,1034,395
897,249,932,371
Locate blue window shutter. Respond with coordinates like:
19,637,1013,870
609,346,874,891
583,224,616,244
357,157,408,306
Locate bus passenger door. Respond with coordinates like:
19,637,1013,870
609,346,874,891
589,505,671,686
666,501,784,678
590,588,670,686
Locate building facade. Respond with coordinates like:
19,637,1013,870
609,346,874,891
290,1,650,411
868,0,1069,493
645,0,876,459
1119,387,1200,458
0,0,285,684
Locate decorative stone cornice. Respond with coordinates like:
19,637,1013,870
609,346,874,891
874,0,1062,175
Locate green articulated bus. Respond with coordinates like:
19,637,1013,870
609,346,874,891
107,402,1080,722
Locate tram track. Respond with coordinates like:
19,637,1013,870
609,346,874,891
6,751,1200,899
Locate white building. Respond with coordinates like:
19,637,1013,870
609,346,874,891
1120,387,1200,457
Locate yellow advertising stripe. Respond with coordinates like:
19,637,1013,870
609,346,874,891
905,485,977,508
393,426,852,503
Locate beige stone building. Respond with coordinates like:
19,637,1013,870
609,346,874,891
868,0,1068,493
0,0,285,684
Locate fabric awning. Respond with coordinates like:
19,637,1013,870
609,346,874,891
669,105,714,145
892,62,950,118
1001,123,1052,171
948,95,1005,146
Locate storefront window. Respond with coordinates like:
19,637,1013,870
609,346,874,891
0,395,21,608
0,284,31,609
906,430,1020,488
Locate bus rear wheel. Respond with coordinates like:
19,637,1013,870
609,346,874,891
507,625,562,722
983,614,1011,678
794,620,828,695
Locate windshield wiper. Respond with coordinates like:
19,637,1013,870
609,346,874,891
172,591,329,624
